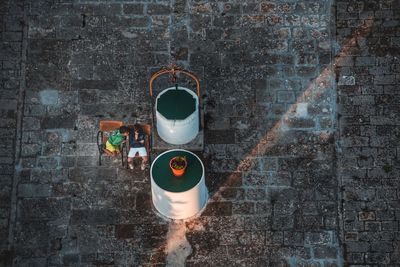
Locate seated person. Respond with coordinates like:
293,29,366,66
105,126,129,156
128,124,148,170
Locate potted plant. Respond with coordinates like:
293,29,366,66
169,156,187,177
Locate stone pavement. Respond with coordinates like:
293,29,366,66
336,0,400,265
0,0,398,266
0,0,25,265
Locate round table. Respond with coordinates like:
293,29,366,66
150,149,208,220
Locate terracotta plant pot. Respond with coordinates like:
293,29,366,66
169,156,187,177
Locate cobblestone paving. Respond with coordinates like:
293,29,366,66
0,0,397,266
336,0,400,265
0,0,24,265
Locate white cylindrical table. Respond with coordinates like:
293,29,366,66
150,149,208,220
155,87,199,145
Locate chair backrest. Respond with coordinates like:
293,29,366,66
140,124,151,136
126,124,151,135
99,120,123,132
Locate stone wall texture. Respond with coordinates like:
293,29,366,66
0,0,398,266
0,1,24,265
336,0,400,265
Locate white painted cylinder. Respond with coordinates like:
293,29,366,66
150,149,208,220
156,87,199,145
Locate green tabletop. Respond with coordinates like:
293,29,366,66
157,89,196,120
151,150,203,193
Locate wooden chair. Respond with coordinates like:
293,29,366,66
96,120,127,166
125,123,152,168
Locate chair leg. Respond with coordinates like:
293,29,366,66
97,131,103,166
121,148,125,167
122,143,128,168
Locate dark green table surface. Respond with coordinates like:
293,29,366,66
151,150,203,193
157,89,196,120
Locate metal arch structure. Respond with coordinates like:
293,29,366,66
149,65,201,98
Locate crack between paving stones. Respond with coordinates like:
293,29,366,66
8,1,28,255
331,1,345,266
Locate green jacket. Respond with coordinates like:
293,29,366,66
108,130,125,146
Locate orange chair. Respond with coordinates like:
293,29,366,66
125,124,152,168
96,120,127,166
